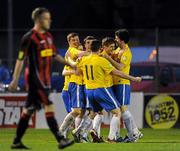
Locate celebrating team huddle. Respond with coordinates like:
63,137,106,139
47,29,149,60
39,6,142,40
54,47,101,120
59,30,143,143
9,7,143,150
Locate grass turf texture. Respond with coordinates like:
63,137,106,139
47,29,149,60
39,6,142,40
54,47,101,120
0,128,180,151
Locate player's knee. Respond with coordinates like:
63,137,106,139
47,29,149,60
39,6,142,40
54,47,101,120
120,105,128,113
21,108,33,119
45,104,55,113
111,108,121,117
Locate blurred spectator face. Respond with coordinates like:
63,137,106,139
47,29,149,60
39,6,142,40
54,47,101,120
84,39,93,52
69,36,80,48
39,12,51,31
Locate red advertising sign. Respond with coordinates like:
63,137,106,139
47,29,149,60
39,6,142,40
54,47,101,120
0,94,36,128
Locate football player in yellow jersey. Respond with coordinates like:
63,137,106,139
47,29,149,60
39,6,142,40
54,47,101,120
71,36,105,143
101,37,117,88
59,33,91,140
71,37,116,143
104,29,143,142
71,36,97,143
77,39,141,142
61,64,76,138
90,37,116,140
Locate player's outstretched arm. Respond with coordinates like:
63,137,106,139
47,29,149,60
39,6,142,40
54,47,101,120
54,54,76,68
77,51,90,58
62,68,75,76
9,60,24,91
111,68,142,82
102,53,125,70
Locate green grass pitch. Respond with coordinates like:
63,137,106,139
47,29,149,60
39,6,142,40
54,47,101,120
1,128,180,151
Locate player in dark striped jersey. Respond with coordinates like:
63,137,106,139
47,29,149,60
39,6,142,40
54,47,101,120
9,7,74,149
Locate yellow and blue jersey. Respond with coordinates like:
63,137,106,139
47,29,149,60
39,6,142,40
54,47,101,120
77,53,115,89
68,47,83,85
113,44,132,85
100,51,114,88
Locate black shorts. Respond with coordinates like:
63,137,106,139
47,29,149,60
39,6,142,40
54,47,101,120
25,85,53,111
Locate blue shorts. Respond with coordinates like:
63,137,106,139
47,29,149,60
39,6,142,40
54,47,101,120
68,82,86,109
113,84,131,106
62,90,71,113
86,87,120,112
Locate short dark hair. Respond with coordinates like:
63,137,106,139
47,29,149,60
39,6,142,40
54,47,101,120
67,32,79,42
91,39,101,52
83,36,95,43
115,29,129,43
102,37,115,47
31,7,50,21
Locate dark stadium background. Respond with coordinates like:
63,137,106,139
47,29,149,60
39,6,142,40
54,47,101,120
1,0,180,91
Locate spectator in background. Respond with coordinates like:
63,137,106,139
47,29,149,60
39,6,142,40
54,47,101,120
0,59,10,83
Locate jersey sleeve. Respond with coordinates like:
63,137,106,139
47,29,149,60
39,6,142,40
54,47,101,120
69,48,82,59
63,65,69,70
101,58,115,74
18,35,31,61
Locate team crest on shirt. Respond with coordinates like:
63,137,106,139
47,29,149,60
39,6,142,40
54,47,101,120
122,56,127,61
47,37,53,45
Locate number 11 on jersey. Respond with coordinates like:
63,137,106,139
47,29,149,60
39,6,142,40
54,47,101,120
85,65,94,80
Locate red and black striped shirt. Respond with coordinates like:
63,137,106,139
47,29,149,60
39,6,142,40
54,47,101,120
18,29,57,88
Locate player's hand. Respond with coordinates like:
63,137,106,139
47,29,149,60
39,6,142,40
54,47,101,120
134,77,142,83
8,80,18,91
75,68,81,75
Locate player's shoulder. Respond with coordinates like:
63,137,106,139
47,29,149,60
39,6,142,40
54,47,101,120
46,31,53,38
19,30,34,45
125,44,132,52
78,55,88,62
22,30,33,41
96,55,110,64
68,47,77,52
